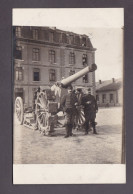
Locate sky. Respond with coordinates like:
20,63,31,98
13,8,124,82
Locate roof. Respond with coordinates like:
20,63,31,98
96,79,122,92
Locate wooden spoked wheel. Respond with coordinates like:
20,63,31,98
35,92,50,135
75,106,85,126
15,97,24,125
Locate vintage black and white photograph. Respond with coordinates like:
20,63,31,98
13,8,125,184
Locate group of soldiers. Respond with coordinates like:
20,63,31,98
32,85,98,137
61,85,98,138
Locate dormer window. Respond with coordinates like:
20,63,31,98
33,29,39,40
82,37,86,46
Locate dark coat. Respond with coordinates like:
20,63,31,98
61,92,77,112
61,92,78,125
82,94,98,120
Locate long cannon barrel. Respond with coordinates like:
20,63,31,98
61,63,97,87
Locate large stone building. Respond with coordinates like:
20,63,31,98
13,26,96,107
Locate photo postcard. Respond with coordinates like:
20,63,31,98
13,8,125,184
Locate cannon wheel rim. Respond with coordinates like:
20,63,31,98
76,107,85,126
15,97,24,125
35,92,50,134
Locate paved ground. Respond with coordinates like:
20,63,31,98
13,107,123,164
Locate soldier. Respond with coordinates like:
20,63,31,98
82,88,98,135
61,85,78,138
32,87,40,122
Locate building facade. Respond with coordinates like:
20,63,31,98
96,78,122,107
13,26,96,108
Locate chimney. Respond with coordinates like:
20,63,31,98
112,78,115,83
99,80,102,84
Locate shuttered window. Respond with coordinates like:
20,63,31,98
49,69,56,81
32,48,40,61
16,67,23,81
49,50,56,63
69,52,75,65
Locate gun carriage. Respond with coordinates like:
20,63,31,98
15,63,97,135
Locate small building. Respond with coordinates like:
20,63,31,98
96,78,123,107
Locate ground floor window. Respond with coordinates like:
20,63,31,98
102,94,106,103
110,93,114,103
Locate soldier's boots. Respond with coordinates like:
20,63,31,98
93,128,97,134
64,125,69,138
64,124,73,138
92,122,98,134
69,124,73,136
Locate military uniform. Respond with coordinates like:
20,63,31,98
82,92,98,134
61,86,77,138
32,87,40,121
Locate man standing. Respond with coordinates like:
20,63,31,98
82,88,98,135
61,85,78,138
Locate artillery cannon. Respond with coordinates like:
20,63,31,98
15,63,97,135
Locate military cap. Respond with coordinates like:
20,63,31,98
87,88,91,92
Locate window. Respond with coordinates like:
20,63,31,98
62,33,67,43
55,32,60,42
32,48,40,61
15,46,22,59
102,94,106,103
33,29,39,40
44,30,49,41
110,94,114,103
75,36,80,45
69,35,74,44
15,27,21,37
49,69,56,81
49,32,54,42
69,70,75,76
82,54,87,66
33,68,40,81
83,74,88,83
69,52,75,65
49,50,56,63
15,67,23,81
82,37,86,46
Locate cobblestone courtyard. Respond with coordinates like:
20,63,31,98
13,107,123,164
